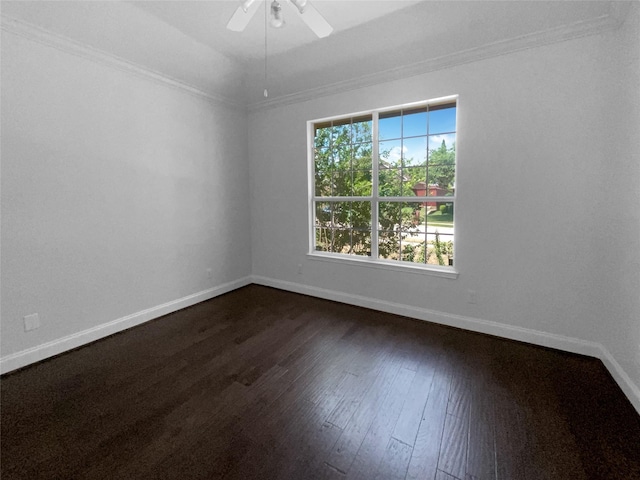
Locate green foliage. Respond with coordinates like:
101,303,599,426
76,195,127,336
314,119,374,255
401,243,417,262
431,232,454,266
428,140,456,189
403,241,428,264
314,121,372,198
433,231,444,265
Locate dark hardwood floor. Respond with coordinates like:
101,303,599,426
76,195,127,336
2,285,639,479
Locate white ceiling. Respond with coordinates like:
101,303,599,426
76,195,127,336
0,1,627,107
133,0,425,61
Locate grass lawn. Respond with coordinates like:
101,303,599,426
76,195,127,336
426,210,453,227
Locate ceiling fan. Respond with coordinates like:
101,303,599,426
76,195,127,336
226,0,333,38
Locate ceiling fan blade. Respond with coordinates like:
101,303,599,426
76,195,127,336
293,1,333,38
226,0,262,32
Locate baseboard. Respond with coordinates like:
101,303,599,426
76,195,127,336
0,276,252,375
251,275,640,414
597,346,640,415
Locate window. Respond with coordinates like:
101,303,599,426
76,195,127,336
309,97,457,272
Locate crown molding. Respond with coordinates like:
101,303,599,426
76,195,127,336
1,8,625,114
248,12,623,112
0,15,245,110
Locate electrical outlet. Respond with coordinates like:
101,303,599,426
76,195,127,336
207,268,212,279
467,290,477,304
24,313,40,332
297,263,303,275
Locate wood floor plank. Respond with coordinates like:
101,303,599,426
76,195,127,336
438,411,469,480
325,362,386,430
324,346,404,474
465,337,497,480
313,463,348,480
347,367,415,479
392,346,440,446
372,437,413,480
435,470,459,480
493,392,526,480
236,318,359,434
115,364,288,479
275,419,343,480
405,354,453,480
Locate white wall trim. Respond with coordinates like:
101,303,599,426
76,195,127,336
250,275,640,414
597,346,640,416
248,13,622,112
0,276,252,375
0,15,244,110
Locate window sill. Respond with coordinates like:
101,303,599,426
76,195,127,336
306,252,459,279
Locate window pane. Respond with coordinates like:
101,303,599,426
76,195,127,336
424,198,454,265
402,167,426,197
333,229,352,250
428,134,456,154
332,122,351,147
378,202,401,232
411,181,428,200
379,202,422,230
314,125,331,149
399,202,424,232
427,135,455,190
315,201,332,226
352,170,372,196
329,201,349,226
348,201,372,256
401,240,428,264
427,165,455,192
379,201,426,262
379,167,401,197
314,168,331,196
379,139,402,166
402,136,427,167
352,116,372,144
352,231,371,256
350,201,372,230
426,203,453,230
379,112,401,140
315,227,330,251
332,170,352,196
314,201,371,255
378,231,400,260
426,232,454,266
315,146,332,169
352,142,372,170
334,145,351,169
403,108,427,137
429,105,456,134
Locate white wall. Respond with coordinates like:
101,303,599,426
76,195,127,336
248,21,639,408
1,29,251,367
596,3,640,403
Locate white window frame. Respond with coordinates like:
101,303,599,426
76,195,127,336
307,95,459,279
